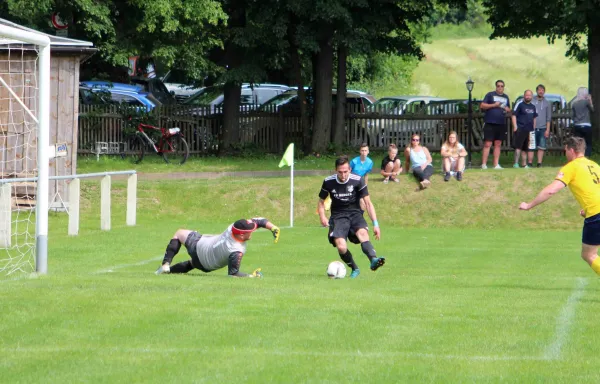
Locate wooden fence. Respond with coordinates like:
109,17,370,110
78,105,575,155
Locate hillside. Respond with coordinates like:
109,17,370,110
412,36,588,100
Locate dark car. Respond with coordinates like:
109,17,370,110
129,77,178,105
184,83,292,115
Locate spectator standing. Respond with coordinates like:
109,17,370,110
480,80,511,169
572,87,594,157
531,84,552,167
380,144,402,184
404,133,434,190
511,90,538,168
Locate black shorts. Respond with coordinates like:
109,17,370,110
512,130,531,151
184,231,209,272
583,213,600,245
327,211,368,247
483,123,507,142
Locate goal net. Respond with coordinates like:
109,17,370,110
0,23,51,276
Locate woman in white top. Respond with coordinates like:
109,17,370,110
404,133,434,190
441,131,468,182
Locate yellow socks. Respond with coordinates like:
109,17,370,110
591,257,600,275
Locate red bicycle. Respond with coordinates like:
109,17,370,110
126,122,189,164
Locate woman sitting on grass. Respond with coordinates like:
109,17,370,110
441,131,468,182
404,133,434,191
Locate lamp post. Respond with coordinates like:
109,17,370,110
466,77,475,167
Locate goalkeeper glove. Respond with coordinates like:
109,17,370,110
250,268,263,278
271,226,280,243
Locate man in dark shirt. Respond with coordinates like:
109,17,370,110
480,80,511,169
317,156,384,278
511,90,538,168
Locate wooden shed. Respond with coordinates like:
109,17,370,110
0,18,95,209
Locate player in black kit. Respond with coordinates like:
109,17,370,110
317,156,385,278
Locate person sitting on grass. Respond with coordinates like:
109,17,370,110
441,131,468,182
155,218,280,277
380,143,402,184
404,133,434,191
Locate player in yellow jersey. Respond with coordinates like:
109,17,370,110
519,136,600,275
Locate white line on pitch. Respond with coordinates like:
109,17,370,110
0,346,544,361
543,277,588,360
93,256,163,274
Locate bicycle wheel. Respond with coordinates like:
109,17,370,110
161,134,189,164
122,134,145,164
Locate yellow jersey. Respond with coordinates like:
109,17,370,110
556,156,600,218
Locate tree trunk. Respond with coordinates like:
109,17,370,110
333,44,347,148
221,81,241,153
589,21,600,140
288,27,310,154
311,36,334,153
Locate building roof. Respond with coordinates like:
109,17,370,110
0,17,94,48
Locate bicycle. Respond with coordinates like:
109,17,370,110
124,122,189,164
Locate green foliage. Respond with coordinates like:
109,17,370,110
347,53,418,98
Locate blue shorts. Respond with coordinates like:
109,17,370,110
535,129,547,150
582,213,600,245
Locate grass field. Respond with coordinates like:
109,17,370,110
2,168,600,382
413,36,588,100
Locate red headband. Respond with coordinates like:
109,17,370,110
232,221,257,235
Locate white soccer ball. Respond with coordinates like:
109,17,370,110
326,261,347,279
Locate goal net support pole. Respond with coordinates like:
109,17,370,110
1,24,51,274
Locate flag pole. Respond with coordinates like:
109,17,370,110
290,156,294,228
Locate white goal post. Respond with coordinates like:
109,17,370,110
0,24,51,275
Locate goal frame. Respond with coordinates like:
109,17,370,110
0,24,51,274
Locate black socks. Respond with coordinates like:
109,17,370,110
162,239,182,265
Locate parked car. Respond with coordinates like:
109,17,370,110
183,83,292,115
129,77,178,105
361,96,446,147
160,69,204,102
242,89,376,148
257,88,376,113
79,83,159,111
513,93,567,112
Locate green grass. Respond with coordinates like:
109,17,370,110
2,169,600,382
76,151,582,175
413,36,588,100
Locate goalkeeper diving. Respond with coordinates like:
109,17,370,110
155,218,280,278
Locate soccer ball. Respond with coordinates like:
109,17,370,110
326,261,347,279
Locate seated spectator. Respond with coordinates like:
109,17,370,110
350,143,374,183
404,133,434,190
380,144,402,184
441,131,468,182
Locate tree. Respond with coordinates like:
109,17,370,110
483,0,600,137
0,0,226,79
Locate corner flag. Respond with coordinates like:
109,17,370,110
279,143,294,227
279,143,294,167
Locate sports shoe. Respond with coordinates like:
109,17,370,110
513,163,520,168
494,164,503,169
456,171,463,181
422,180,431,189
523,165,530,169
383,178,389,184
537,163,542,168
391,177,400,183
370,257,386,271
444,172,451,182
350,269,361,279
155,264,170,275
481,164,488,170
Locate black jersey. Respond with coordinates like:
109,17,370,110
319,174,368,214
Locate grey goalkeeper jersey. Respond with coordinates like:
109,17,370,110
195,225,247,272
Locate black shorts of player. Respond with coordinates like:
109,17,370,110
582,213,600,245
483,123,507,142
327,211,368,247
184,231,210,272
512,130,531,151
